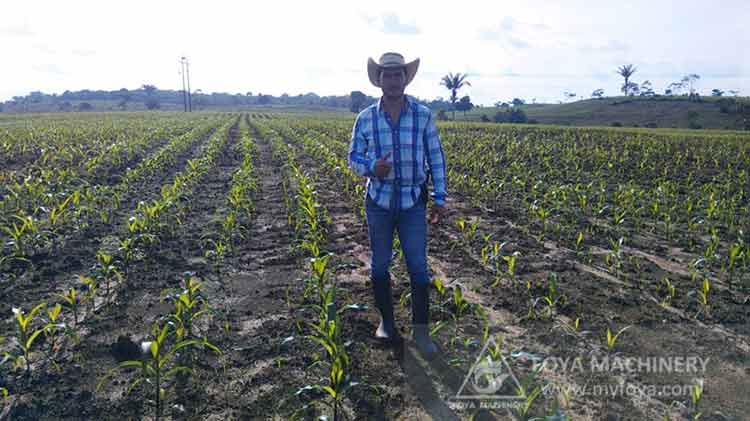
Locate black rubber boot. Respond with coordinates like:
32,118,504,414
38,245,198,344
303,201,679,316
372,278,401,344
411,281,438,359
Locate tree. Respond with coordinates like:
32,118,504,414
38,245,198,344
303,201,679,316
682,74,700,100
493,108,527,123
622,82,639,96
511,98,525,107
350,91,367,113
728,89,740,97
193,95,208,110
455,95,474,117
616,64,637,96
141,84,159,110
145,98,160,110
78,102,94,111
639,80,654,97
564,91,577,102
141,84,157,96
591,89,605,99
440,72,471,120
711,89,724,97
257,95,272,105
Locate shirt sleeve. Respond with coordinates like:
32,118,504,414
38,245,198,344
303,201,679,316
424,113,448,206
348,114,375,177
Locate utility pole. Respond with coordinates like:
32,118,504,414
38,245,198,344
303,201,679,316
185,58,192,112
179,57,188,112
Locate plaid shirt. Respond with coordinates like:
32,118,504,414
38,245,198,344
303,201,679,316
348,95,447,210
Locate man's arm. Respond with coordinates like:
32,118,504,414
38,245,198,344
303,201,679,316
424,113,447,206
347,115,376,177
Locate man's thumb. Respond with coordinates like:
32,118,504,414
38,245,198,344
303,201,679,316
382,152,392,161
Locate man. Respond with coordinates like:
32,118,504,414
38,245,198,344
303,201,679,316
347,52,448,359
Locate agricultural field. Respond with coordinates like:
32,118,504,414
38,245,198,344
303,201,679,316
1,112,749,420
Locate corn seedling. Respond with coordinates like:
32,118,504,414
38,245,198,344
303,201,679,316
658,277,676,307
96,250,121,306
727,242,743,286
605,325,631,352
696,278,711,317
41,303,72,371
80,275,98,313
161,273,211,341
57,287,82,327
605,237,625,278
118,238,137,280
690,378,703,420
203,238,228,275
302,301,355,421
574,231,584,255
8,303,47,376
513,363,544,419
96,322,221,421
503,251,520,280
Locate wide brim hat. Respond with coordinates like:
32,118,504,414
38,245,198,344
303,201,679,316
367,52,420,88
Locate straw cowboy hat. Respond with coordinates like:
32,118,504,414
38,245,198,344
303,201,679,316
367,52,420,88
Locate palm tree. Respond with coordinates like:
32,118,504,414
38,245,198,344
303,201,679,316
616,65,637,96
440,73,471,120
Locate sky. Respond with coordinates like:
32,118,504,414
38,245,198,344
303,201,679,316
2,0,748,105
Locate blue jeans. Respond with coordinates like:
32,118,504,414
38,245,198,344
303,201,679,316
365,193,430,286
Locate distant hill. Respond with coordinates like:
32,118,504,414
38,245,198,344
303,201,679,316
462,96,750,130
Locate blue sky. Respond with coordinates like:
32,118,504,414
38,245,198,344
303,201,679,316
2,0,748,105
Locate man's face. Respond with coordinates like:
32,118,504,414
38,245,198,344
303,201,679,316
380,67,406,98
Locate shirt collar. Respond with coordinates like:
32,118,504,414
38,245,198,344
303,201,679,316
377,95,412,114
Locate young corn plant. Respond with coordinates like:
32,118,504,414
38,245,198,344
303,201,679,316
161,273,211,341
689,378,703,420
41,303,73,372
503,251,520,282
444,285,473,345
118,238,137,281
696,278,711,318
605,237,625,279
7,303,47,376
80,275,98,313
657,277,676,307
203,238,228,275
530,274,566,320
57,287,82,327
605,325,631,353
512,363,544,420
298,300,356,421
96,250,122,306
574,231,584,256
96,322,221,421
726,242,743,286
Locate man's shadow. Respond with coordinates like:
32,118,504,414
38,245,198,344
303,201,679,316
395,342,500,421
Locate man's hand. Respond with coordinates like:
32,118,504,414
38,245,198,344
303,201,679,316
374,152,392,178
428,204,447,224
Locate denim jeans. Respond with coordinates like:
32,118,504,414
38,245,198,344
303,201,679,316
365,193,430,286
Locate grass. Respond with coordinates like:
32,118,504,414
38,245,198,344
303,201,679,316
456,95,750,130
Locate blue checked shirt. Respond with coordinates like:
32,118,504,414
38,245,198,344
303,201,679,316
348,95,447,210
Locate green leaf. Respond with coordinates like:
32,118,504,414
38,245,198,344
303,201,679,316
25,328,45,351
48,303,62,322
321,385,337,399
164,366,192,378
126,378,145,395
